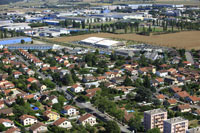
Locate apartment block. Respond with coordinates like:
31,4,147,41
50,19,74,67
144,108,167,132
164,117,188,133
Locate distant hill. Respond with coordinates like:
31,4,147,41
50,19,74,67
0,0,24,5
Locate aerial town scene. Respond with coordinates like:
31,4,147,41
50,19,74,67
0,0,199,133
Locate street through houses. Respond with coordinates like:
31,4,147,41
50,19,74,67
56,86,132,133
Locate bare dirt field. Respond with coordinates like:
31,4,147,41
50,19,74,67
49,31,200,50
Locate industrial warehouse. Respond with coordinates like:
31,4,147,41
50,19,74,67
79,37,124,49
6,44,61,50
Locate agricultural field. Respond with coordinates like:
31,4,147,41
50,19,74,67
49,31,200,50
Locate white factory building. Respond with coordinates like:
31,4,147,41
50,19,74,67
1,23,31,31
80,37,124,49
39,28,70,37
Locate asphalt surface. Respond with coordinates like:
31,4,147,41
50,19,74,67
185,51,194,65
16,54,48,80
56,86,132,133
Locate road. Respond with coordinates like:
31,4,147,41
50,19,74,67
56,86,132,133
16,54,48,80
75,100,131,133
185,51,194,65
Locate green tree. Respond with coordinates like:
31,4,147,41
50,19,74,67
147,128,160,133
58,95,66,105
123,76,133,86
16,96,25,106
81,21,85,29
30,83,39,91
124,25,128,34
135,87,152,102
62,74,74,86
105,121,120,133
0,124,6,131
128,113,143,132
35,101,41,107
21,39,25,44
43,79,56,89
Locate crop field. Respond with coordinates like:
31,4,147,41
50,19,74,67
49,31,200,50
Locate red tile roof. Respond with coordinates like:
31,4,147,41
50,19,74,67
29,122,45,131
171,87,182,93
63,105,76,111
78,113,94,122
53,117,67,126
156,94,165,100
178,104,190,110
5,127,20,133
176,91,190,98
167,99,177,105
19,114,37,121
27,77,37,83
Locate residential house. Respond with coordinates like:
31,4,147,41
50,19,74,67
0,108,14,116
0,100,5,109
0,73,8,81
96,76,107,82
85,88,101,99
177,104,191,113
159,64,169,69
155,78,164,85
82,76,96,83
174,91,190,99
53,117,72,129
78,113,97,126
0,119,15,127
4,98,16,106
138,67,156,75
164,77,178,85
13,71,22,78
27,77,38,84
19,114,38,126
49,96,58,104
156,70,168,77
71,84,84,93
171,87,182,93
183,61,192,66
63,105,78,116
151,78,164,87
125,68,138,76
167,99,177,106
185,96,200,104
111,77,125,85
104,72,115,79
193,109,200,116
5,127,20,133
43,110,60,121
156,94,165,102
26,69,35,76
167,68,177,75
29,122,48,133
177,74,186,82
194,63,200,69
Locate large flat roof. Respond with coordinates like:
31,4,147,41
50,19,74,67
96,39,119,46
144,108,167,115
81,37,105,44
164,117,188,124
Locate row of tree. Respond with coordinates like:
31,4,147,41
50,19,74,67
0,29,25,39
